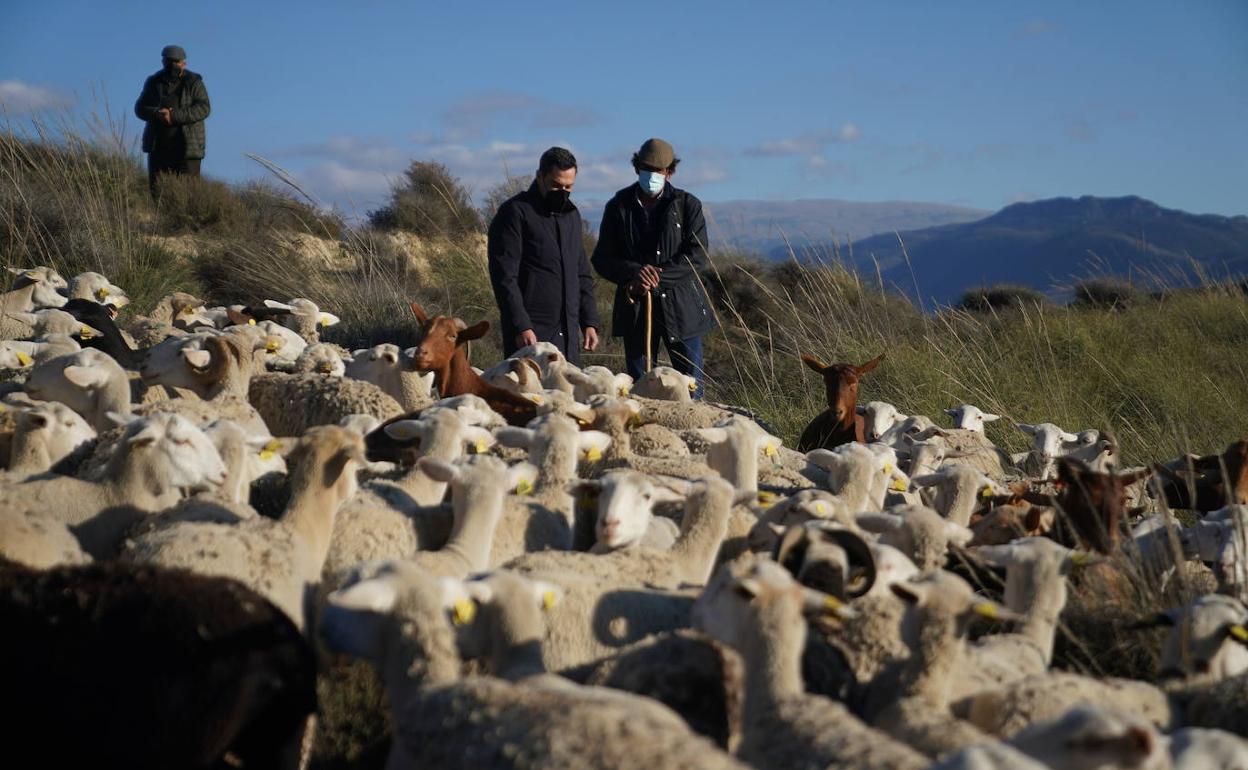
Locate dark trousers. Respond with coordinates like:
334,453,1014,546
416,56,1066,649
623,327,706,400
148,150,201,198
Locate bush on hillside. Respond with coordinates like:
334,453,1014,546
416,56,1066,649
368,161,481,239
1072,277,1140,310
480,174,530,226
957,284,1048,312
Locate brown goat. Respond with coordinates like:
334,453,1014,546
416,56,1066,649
796,353,884,451
1053,457,1152,553
1156,439,1248,512
407,302,537,426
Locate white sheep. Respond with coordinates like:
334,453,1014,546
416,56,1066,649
944,404,1001,433
857,400,906,442
695,414,783,499
0,510,92,568
0,334,81,368
1146,593,1248,685
262,297,340,341
580,469,686,552
807,442,907,512
1016,422,1114,477
344,342,434,409
1190,505,1248,599
24,348,131,432
66,271,130,309
909,465,999,526
568,365,634,401
2,266,67,313
202,419,285,504
6,400,96,475
480,355,545,395
4,308,103,340
253,319,306,364
632,365,698,402
122,425,365,630
692,552,928,770
293,342,346,376
0,412,227,558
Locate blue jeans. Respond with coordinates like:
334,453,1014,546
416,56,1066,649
624,331,706,400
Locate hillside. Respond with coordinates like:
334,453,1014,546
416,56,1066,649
789,195,1248,305
580,198,987,254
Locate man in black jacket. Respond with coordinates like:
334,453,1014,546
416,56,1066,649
134,45,211,198
592,139,715,397
487,147,601,364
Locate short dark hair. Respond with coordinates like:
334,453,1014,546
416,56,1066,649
538,147,577,176
631,153,681,173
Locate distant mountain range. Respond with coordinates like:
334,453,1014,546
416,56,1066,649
765,195,1248,306
579,198,988,254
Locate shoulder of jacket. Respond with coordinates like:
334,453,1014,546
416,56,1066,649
185,71,205,84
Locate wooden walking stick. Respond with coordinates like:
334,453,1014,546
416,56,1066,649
644,289,653,373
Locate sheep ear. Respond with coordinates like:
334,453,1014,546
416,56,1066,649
457,321,490,342
462,426,495,454
508,462,539,494
981,413,1001,422
6,267,27,276
329,575,400,614
418,457,459,483
1060,431,1079,443
566,478,603,497
805,449,839,470
577,431,611,460
801,587,856,620
801,354,827,373
696,427,728,444
943,408,958,418
970,599,1022,623
855,354,884,374
182,348,211,369
854,512,904,534
106,411,137,428
494,426,535,450
383,419,424,443
854,405,867,415
263,299,294,311
319,312,341,327
1225,625,1248,647
972,544,1022,568
890,582,924,605
62,365,107,388
1016,423,1037,435
409,302,429,323
909,473,943,489
564,368,591,385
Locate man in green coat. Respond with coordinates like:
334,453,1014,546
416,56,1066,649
134,45,210,198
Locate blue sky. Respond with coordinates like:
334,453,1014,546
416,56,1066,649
2,0,1245,218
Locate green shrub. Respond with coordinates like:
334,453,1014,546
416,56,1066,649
368,161,481,239
1072,277,1140,310
957,283,1048,312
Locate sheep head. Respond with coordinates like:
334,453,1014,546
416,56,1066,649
1054,458,1153,553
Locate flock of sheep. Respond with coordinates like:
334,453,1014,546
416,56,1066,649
1,263,1246,769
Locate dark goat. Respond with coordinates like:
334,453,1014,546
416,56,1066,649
62,298,144,369
796,353,884,451
407,302,537,425
1053,457,1152,553
0,559,316,769
1155,439,1248,512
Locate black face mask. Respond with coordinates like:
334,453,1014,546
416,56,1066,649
544,188,570,212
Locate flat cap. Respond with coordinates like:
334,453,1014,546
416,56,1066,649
161,45,187,61
636,138,675,169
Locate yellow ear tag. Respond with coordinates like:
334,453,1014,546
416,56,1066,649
584,446,602,462
687,380,698,391
248,318,256,326
182,307,195,316
528,393,544,405
265,340,281,352
972,602,999,620
541,590,557,610
756,490,776,505
1230,625,1248,643
515,478,534,496
823,595,845,613
452,598,476,626
627,414,644,428
980,487,994,499
259,439,281,461
618,386,630,396
882,463,893,475
96,287,109,299
889,477,908,492
23,271,39,280
475,439,488,454
814,501,829,516
80,326,94,338
15,351,33,367
764,443,778,458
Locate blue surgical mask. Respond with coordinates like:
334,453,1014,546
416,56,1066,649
638,170,666,196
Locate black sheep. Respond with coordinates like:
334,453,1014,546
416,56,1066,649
0,558,317,769
62,297,145,369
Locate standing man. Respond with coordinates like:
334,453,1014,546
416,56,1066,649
488,147,601,364
134,44,210,198
592,138,715,397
